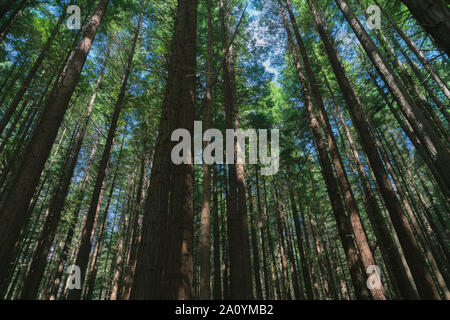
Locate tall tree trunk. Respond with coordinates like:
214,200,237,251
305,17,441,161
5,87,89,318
132,0,197,300
219,0,253,300
255,168,270,299
212,165,222,300
247,172,263,300
199,0,214,300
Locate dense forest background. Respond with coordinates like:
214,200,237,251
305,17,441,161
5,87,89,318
0,0,449,300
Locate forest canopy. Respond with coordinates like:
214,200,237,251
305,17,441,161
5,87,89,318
0,0,449,301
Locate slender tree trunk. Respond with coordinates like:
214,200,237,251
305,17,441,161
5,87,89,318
199,0,214,300
212,165,222,300
255,168,270,299
288,181,314,300
247,172,263,300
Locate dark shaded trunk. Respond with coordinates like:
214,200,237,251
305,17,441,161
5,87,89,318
132,1,197,299
400,0,450,56
219,0,253,300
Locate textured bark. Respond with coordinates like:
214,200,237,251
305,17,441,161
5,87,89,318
0,0,110,289
132,1,197,300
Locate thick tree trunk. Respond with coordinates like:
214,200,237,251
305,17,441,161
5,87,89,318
400,0,450,56
132,1,197,300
